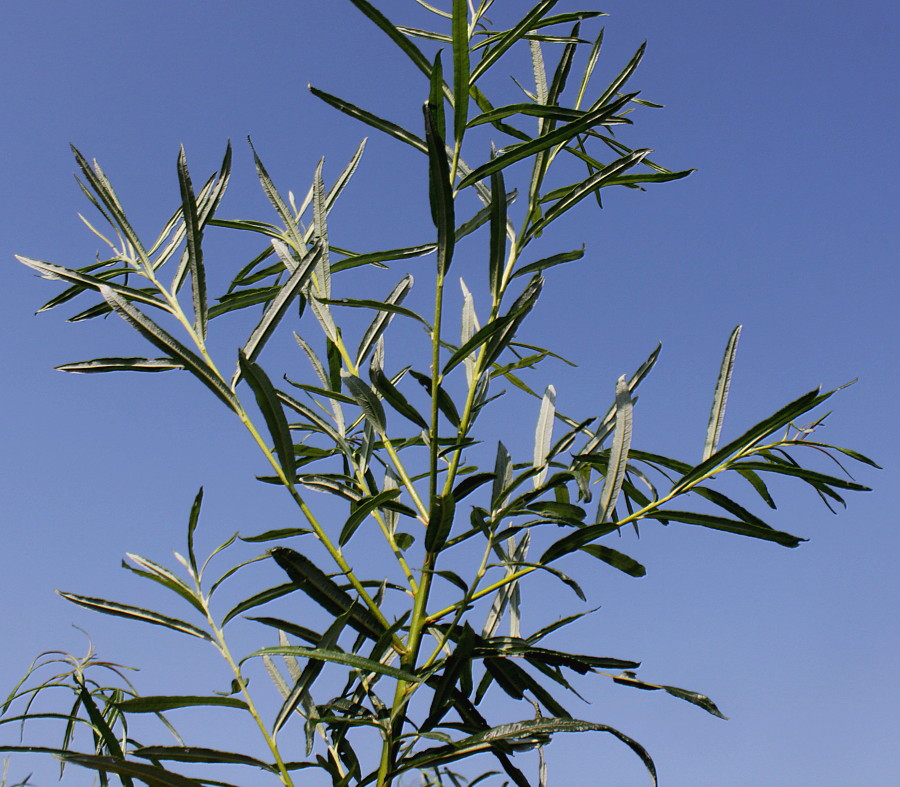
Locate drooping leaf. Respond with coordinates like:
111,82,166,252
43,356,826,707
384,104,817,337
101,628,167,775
221,583,297,626
672,388,829,493
238,351,296,479
579,544,646,577
340,489,402,546
17,256,167,312
613,672,727,719
370,367,430,430
269,548,385,640
642,510,804,547
60,755,210,787
394,716,656,786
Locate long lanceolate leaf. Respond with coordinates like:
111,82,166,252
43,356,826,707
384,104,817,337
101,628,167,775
457,92,636,190
310,86,427,153
451,0,470,150
596,376,633,523
238,352,296,479
239,241,323,368
672,388,830,493
356,275,415,367
524,148,650,242
270,548,386,641
57,593,212,641
470,0,560,84
60,755,211,787
99,286,238,412
703,325,742,460
17,256,168,312
393,717,657,786
347,0,433,78
424,100,455,277
70,147,152,270
176,146,207,340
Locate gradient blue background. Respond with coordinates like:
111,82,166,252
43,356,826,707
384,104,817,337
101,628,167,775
1,1,897,784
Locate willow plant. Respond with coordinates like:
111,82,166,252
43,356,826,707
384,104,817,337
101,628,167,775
2,1,874,786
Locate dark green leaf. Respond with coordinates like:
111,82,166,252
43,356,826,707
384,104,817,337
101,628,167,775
134,747,277,773
672,388,828,493
613,673,728,719
239,351,295,478
222,583,297,626
457,93,635,189
395,716,656,786
451,0,470,148
370,367,430,430
340,489,402,546
310,86,426,153
270,548,386,640
61,755,210,787
347,0,433,77
116,695,249,713
177,146,207,339
579,544,646,577
424,99,455,277
643,510,804,547
470,0,560,84
425,494,456,553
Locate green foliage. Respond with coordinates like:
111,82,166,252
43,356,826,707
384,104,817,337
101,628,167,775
4,2,875,785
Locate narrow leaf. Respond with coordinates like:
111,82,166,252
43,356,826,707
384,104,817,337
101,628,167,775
457,93,635,189
704,325,742,460
57,592,211,640
424,99,455,277
597,376,633,522
177,146,207,339
270,548,385,640
310,86,426,152
116,696,249,713
238,351,295,479
99,286,237,411
55,357,182,373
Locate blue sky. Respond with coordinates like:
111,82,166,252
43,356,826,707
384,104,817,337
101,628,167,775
1,1,897,785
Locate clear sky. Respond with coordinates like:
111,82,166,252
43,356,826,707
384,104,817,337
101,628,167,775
1,1,897,785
